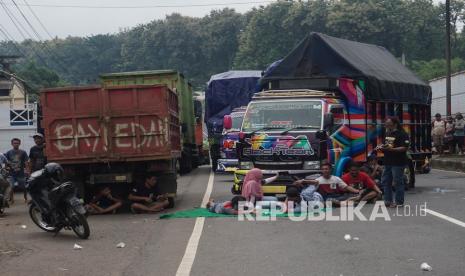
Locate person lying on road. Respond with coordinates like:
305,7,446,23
341,162,382,204
206,195,247,215
129,175,173,214
85,186,122,215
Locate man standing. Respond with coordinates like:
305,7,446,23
29,133,47,173
380,117,410,208
5,138,29,203
0,153,11,209
432,113,446,154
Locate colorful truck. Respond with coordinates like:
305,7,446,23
205,71,262,172
217,106,247,172
40,84,180,200
100,70,197,174
232,33,432,194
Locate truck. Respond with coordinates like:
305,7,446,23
217,106,246,172
205,71,262,172
100,70,197,174
231,33,432,195
193,94,210,166
41,84,180,201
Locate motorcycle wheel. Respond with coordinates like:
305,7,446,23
29,204,57,232
70,212,90,239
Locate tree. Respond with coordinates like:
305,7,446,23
14,61,64,100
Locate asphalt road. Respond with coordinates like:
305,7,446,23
1,167,464,276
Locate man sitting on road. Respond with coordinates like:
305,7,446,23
341,162,382,204
128,175,173,214
295,163,360,206
85,186,123,215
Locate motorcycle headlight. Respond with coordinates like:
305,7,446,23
303,161,320,170
239,161,253,170
220,152,226,159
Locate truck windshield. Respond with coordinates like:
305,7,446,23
231,112,245,130
242,100,322,132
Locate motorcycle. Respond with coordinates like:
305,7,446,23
28,181,90,239
0,166,11,214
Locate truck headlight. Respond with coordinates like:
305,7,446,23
303,161,320,170
239,161,253,170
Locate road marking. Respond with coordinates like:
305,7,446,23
425,208,465,228
176,169,214,276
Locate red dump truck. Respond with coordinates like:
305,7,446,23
40,84,180,200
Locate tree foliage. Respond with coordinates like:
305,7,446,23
1,1,465,89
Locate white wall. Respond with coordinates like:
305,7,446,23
430,72,465,117
0,105,36,154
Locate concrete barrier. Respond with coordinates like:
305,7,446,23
431,157,465,173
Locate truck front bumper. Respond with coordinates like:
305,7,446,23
232,169,321,195
217,159,239,173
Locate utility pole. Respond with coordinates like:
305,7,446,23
446,0,452,116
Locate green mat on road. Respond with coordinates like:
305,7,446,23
159,208,327,219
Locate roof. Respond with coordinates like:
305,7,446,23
208,70,262,84
100,70,180,78
429,70,465,82
261,33,431,104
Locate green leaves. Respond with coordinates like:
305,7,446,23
2,0,465,91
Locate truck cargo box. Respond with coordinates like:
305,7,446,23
41,85,181,164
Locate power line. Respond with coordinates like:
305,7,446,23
0,0,274,9
0,23,26,56
1,0,71,74
11,0,44,40
0,1,30,40
22,0,53,39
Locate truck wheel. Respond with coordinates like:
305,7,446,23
180,150,192,175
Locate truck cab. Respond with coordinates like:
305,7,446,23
217,107,246,172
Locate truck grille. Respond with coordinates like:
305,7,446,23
254,161,302,170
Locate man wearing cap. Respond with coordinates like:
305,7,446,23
29,133,47,173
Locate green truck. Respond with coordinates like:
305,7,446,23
100,70,198,174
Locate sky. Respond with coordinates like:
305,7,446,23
0,0,274,41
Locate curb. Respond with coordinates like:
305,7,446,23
431,158,465,173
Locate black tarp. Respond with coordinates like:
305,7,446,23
261,33,431,105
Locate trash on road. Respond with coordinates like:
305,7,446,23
58,268,69,271
344,234,352,241
73,244,83,250
421,262,432,271
353,237,360,241
20,225,27,229
116,242,126,248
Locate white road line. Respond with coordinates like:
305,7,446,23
176,169,214,276
425,208,465,228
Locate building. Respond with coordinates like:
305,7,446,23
0,70,37,153
429,71,465,117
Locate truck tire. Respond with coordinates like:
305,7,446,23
180,150,192,175
157,172,177,208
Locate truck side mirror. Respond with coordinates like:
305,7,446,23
323,113,334,129
223,115,232,130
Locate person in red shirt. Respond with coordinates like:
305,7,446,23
341,162,383,203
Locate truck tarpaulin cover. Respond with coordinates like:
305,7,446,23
205,70,261,133
261,33,431,105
